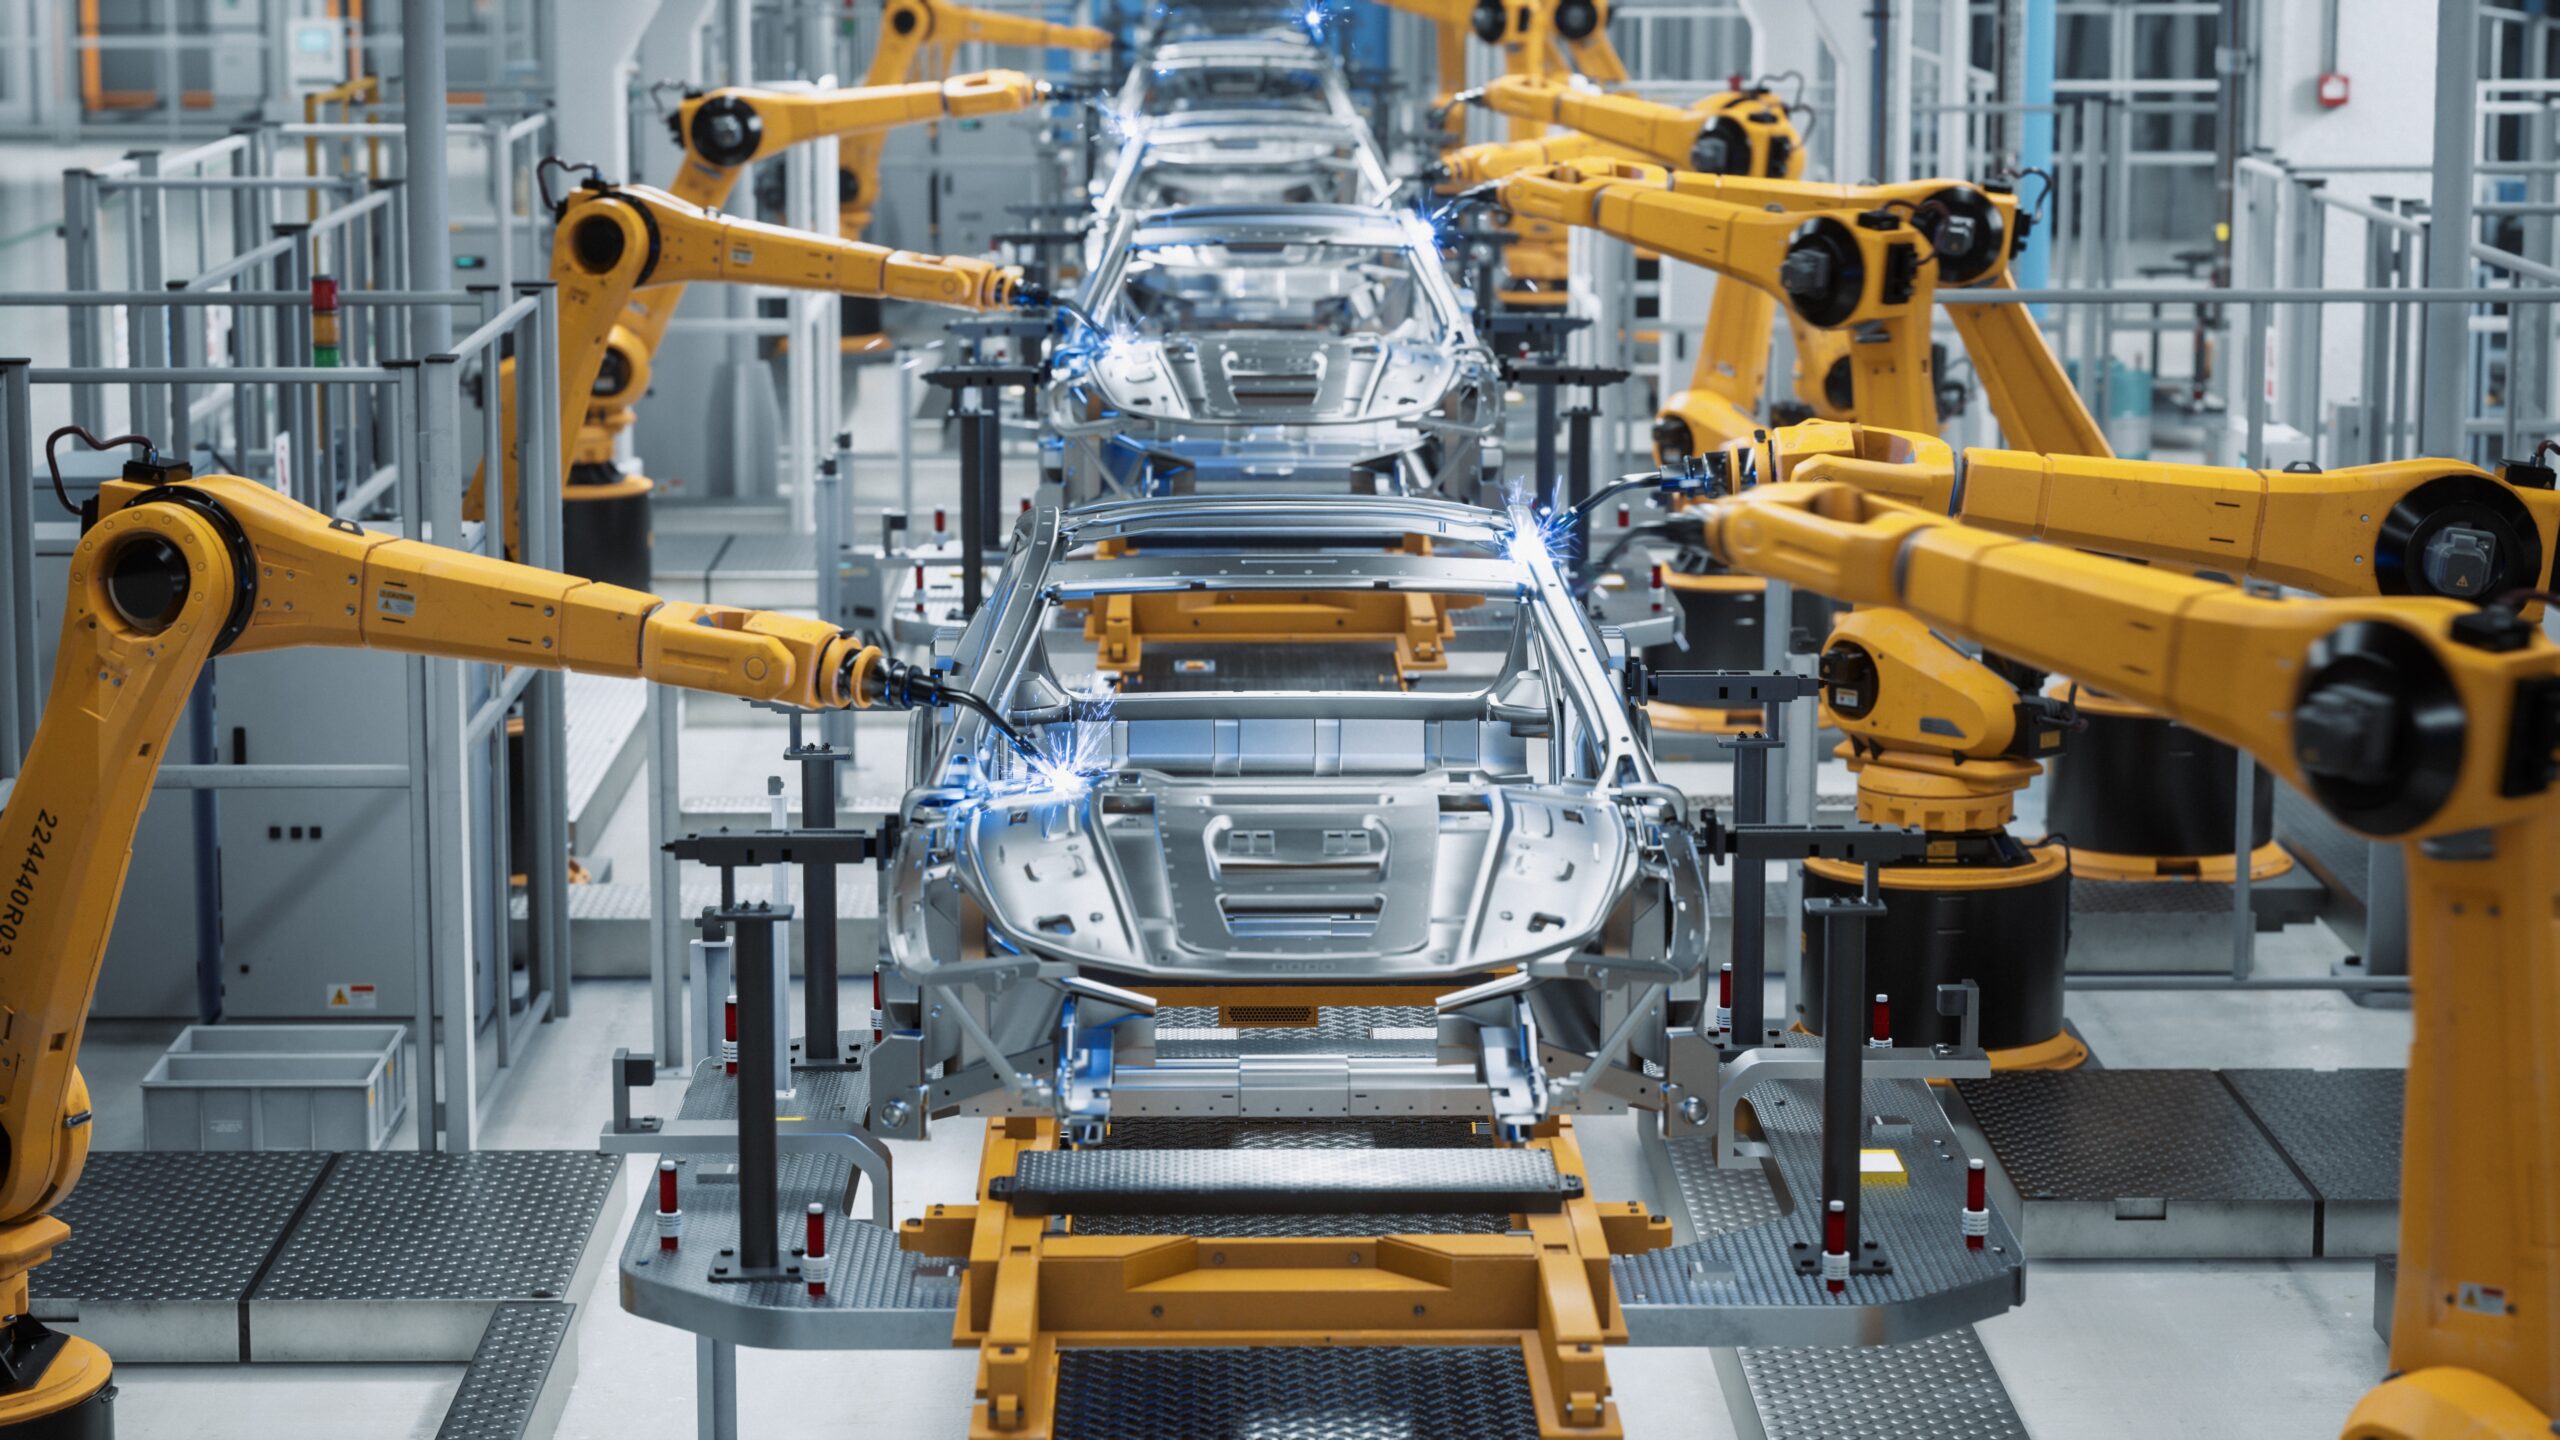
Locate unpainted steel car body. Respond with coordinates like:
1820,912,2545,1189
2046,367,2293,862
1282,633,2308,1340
869,495,1709,1139
1049,205,1500,498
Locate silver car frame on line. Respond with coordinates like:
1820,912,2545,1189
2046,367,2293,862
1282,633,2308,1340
1047,203,1501,499
866,493,1710,1145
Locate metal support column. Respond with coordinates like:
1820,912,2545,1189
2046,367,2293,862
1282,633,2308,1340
518,283,573,1019
391,360,440,1152
695,1335,738,1440
2422,0,2480,458
0,362,35,776
817,434,856,757
420,353,477,1151
648,684,689,1068
61,170,103,432
403,0,454,355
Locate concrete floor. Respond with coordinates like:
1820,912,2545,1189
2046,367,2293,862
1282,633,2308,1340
11,133,2408,1440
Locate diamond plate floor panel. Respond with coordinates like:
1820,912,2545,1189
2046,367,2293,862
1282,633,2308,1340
248,1152,622,1361
1051,1346,1544,1440
1731,1326,2027,1440
2224,1067,2403,1256
435,1301,577,1440
36,1152,333,1361
1956,1070,2318,1258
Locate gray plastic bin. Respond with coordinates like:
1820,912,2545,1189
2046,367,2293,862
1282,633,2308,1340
141,1024,406,1151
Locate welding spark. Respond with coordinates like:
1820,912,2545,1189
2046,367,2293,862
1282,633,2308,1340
1502,481,1577,571
984,679,1118,804
1054,315,1146,375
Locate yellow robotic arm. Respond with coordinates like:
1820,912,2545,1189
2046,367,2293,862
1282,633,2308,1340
1503,159,2106,457
483,178,1034,559
1469,73,1802,178
0,461,957,1426
562,69,1056,477
1691,473,2560,1437
1437,90,1852,455
1552,0,1627,83
840,0,1110,237
1758,433,2560,607
667,69,1053,212
1432,130,1624,186
1952,449,2560,604
1489,158,1955,430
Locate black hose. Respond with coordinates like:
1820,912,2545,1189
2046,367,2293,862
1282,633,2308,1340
941,686,1043,762
45,425,155,515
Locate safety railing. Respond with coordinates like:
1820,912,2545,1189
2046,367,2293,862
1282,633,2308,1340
0,282,567,1154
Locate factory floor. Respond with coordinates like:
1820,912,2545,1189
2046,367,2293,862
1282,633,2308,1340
16,136,2405,1440
77,940,2404,1440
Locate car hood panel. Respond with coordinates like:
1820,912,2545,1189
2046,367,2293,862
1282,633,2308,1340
945,777,1634,982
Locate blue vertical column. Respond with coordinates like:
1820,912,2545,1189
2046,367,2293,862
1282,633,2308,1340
2018,0,2057,305
1350,1,1392,80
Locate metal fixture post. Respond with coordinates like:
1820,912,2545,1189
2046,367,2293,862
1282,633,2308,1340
1721,733,1778,1043
957,388,986,616
730,905,785,1271
1812,874,1884,1253
795,715,844,1063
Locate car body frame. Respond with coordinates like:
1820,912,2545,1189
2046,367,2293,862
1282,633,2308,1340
868,495,1709,1140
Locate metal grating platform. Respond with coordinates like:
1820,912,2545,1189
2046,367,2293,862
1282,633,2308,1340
434,1302,578,1440
1729,1325,2027,1440
1617,1069,2027,1348
619,1059,963,1350
1955,1070,2316,1258
1003,1147,1573,1217
36,1151,332,1361
248,1151,622,1361
1051,1345,1543,1440
2223,1068,2404,1256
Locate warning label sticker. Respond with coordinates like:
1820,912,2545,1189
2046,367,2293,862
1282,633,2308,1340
326,983,378,1011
